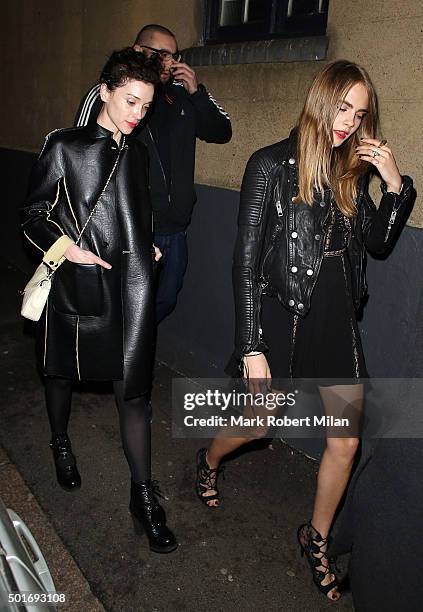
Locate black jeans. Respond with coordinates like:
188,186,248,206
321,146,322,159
154,231,188,323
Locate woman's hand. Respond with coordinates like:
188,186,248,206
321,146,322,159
355,138,402,193
153,245,162,262
64,244,112,269
243,353,271,395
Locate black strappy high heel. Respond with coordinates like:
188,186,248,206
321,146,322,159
195,448,224,508
297,521,341,601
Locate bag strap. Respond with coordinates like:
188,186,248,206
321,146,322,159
76,135,125,244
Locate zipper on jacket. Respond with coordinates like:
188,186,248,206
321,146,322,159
249,284,266,354
276,200,283,217
384,192,403,242
260,180,285,281
260,246,273,281
384,209,397,242
260,224,282,281
147,126,171,204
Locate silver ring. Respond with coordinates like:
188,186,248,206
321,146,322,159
372,149,380,158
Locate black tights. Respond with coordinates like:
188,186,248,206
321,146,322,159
44,377,151,482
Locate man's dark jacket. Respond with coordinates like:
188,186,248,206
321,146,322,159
75,81,232,234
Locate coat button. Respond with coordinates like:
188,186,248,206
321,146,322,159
291,231,298,238
306,269,313,276
320,201,326,207
288,157,295,165
291,266,298,273
288,299,295,307
49,260,54,265
315,234,321,240
298,303,304,310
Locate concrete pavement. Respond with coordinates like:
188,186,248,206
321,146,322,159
0,260,354,611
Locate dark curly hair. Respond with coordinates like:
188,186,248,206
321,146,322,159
99,47,161,91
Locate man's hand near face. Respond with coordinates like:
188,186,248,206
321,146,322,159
170,61,198,95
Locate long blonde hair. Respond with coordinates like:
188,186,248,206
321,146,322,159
294,60,379,216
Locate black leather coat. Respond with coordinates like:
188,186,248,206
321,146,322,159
21,124,155,398
233,131,416,359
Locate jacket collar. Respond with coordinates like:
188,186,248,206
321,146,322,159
282,127,300,171
287,127,298,160
86,121,115,139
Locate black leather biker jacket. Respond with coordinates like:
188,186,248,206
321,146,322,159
233,130,416,359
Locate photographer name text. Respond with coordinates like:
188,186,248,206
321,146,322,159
183,415,349,428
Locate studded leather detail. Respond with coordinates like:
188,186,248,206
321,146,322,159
232,129,416,360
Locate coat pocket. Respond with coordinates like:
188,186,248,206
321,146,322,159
52,261,104,316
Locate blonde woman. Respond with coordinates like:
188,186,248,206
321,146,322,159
195,60,416,599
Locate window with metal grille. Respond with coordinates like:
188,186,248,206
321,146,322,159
204,0,329,43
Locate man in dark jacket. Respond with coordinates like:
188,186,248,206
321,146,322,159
75,24,232,322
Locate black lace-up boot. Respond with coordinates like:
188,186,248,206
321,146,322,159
129,479,177,553
49,433,81,491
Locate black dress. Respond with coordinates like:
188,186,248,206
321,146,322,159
261,196,368,384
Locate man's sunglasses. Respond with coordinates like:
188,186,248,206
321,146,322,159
140,45,181,63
